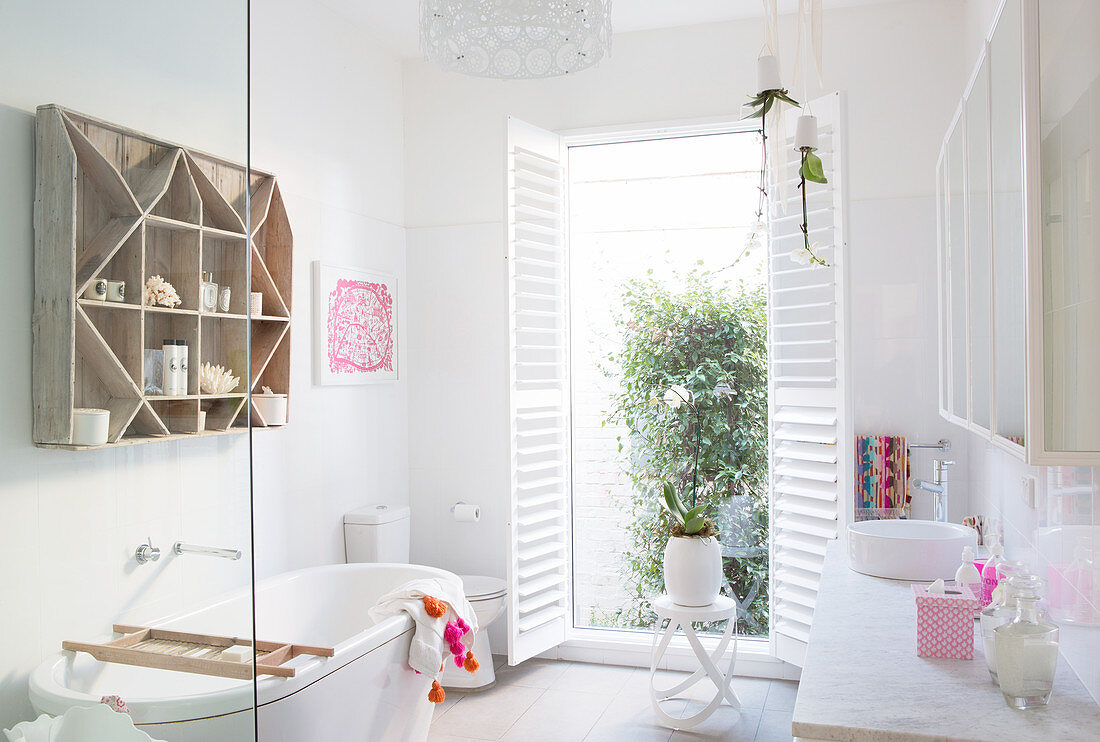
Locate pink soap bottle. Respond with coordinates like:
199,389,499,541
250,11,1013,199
981,540,1006,608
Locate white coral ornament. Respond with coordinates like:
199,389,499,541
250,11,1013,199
143,275,182,308
199,362,240,394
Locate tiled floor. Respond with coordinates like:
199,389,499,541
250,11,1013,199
429,656,798,742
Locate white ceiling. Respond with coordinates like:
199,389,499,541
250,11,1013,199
326,0,910,60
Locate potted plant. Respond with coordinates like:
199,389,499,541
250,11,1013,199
660,482,723,606
658,385,724,607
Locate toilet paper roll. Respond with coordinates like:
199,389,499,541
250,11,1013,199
453,503,481,523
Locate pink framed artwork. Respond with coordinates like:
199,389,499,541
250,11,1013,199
312,262,398,385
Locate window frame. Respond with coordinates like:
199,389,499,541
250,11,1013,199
554,116,781,670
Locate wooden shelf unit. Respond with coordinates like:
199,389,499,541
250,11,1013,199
33,105,294,449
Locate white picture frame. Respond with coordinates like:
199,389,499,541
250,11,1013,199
312,261,398,385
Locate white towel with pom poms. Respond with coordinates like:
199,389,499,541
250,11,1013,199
368,577,478,675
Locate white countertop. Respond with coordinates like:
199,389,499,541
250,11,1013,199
792,541,1100,742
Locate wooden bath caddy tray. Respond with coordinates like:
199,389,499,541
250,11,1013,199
62,624,334,680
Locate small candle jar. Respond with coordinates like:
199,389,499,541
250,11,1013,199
84,278,107,301
106,280,126,302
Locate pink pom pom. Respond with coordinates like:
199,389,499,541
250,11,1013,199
444,622,462,644
456,617,470,635
455,653,465,668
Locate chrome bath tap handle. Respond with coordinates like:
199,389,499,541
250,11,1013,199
173,542,242,560
134,537,161,565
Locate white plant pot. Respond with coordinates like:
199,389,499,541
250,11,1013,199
663,535,723,607
253,394,287,426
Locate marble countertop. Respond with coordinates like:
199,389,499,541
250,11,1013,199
791,541,1100,742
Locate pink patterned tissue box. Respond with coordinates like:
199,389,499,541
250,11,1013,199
912,583,979,659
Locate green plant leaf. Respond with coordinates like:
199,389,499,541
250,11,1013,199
684,516,706,534
662,483,687,522
684,505,707,522
800,151,828,184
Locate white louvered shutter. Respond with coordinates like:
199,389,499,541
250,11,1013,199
769,93,851,667
505,117,571,665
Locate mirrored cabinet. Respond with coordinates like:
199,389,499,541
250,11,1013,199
937,0,1100,464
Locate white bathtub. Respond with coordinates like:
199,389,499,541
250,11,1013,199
29,563,458,742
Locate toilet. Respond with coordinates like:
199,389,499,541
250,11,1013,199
343,504,506,690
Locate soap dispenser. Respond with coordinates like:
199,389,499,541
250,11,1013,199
981,540,1006,608
955,546,982,603
994,577,1059,709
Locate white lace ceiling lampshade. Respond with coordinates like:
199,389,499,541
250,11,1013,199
420,0,612,79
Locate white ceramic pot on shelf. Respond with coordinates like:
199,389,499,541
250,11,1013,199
253,394,288,426
663,535,723,607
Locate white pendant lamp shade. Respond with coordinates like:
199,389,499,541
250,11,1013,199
794,114,819,151
755,54,782,92
421,0,613,79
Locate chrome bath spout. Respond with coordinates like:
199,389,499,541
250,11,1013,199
173,542,242,560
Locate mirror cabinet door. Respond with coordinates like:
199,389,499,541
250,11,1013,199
967,58,993,433
1038,0,1100,453
937,157,950,417
948,117,969,422
991,0,1027,450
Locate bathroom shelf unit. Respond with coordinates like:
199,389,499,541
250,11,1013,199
32,105,294,450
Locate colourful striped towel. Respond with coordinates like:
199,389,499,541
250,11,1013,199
855,435,910,514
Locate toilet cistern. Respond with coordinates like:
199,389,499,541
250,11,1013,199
913,459,955,523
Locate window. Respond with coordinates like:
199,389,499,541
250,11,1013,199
505,97,847,667
566,132,770,638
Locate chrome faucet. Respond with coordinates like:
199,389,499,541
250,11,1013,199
173,542,242,560
913,459,955,523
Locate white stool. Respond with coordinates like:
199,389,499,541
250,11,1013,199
649,595,740,729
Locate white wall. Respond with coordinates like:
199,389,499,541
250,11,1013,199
0,0,250,729
0,0,409,728
248,0,409,577
404,0,973,630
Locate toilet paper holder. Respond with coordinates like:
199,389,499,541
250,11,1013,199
451,501,481,522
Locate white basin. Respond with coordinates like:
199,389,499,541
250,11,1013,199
847,520,978,581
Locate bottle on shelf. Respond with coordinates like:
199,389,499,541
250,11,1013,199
981,540,1006,608
994,577,1059,709
177,340,189,396
162,340,180,395
201,272,218,313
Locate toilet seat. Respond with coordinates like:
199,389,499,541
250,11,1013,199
460,575,506,601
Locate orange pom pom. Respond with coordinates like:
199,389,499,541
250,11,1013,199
428,680,446,703
422,596,447,618
463,650,480,673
